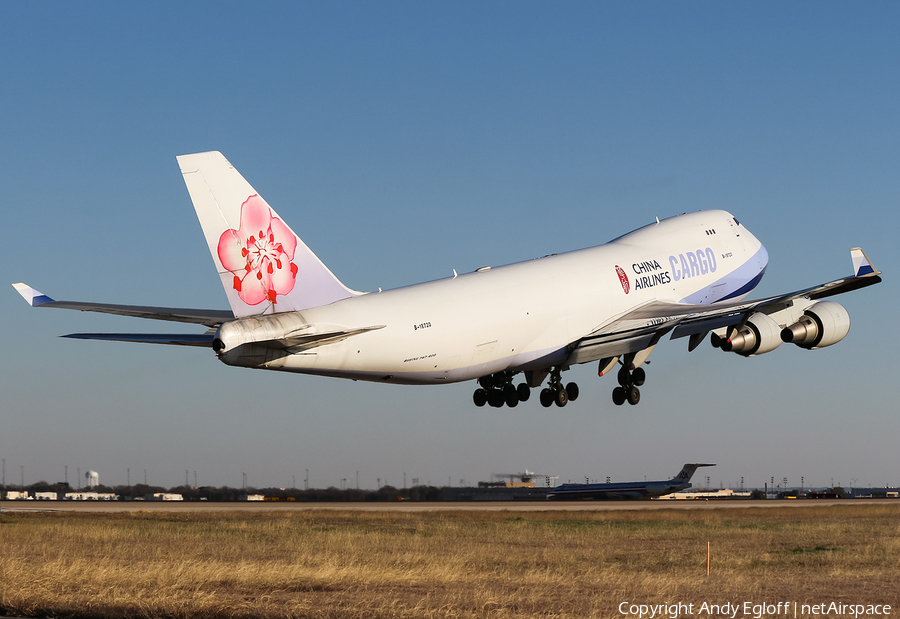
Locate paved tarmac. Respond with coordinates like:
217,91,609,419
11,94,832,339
1,498,892,513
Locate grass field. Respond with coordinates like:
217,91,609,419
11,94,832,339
1,504,898,618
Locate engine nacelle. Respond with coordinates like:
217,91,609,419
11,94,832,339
780,301,850,349
720,312,783,356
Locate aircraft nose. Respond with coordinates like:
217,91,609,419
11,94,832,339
758,243,769,272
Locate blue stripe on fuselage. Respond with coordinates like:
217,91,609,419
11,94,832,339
719,266,767,302
679,244,768,304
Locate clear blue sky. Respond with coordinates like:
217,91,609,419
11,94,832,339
2,2,897,491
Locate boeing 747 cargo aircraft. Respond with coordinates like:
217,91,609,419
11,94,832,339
13,152,882,408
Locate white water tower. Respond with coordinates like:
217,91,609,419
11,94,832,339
85,470,99,488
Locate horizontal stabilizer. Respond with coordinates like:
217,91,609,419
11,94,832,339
672,463,716,484
278,325,385,350
62,333,215,347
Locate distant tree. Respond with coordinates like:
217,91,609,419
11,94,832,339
404,485,443,501
123,483,167,498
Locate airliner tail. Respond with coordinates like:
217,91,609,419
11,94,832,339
671,463,716,485
177,151,358,317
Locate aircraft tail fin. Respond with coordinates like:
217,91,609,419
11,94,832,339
671,463,715,484
177,151,358,317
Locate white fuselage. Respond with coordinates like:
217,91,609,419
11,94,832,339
216,210,767,384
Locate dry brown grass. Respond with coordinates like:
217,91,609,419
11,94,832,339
1,504,899,618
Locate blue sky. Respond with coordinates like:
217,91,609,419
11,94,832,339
2,3,897,491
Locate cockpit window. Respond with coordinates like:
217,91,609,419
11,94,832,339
733,217,741,226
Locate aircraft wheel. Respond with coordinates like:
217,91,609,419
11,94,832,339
632,367,646,386
488,389,505,408
555,387,569,407
473,388,487,407
516,383,531,402
612,387,626,406
480,375,494,390
565,382,579,401
504,385,519,408
626,386,641,406
617,366,632,387
539,388,554,408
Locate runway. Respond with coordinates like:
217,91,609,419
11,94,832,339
2,499,887,513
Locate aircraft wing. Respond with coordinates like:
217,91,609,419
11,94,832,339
568,248,881,363
12,283,233,327
13,282,383,351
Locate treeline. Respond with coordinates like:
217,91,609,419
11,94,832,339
2,480,445,502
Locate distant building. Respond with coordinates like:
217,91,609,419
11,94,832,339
239,494,265,501
34,492,57,500
5,491,31,500
145,493,184,501
65,492,118,501
657,489,752,500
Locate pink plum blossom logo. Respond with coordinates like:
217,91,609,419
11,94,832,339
217,195,299,306
615,265,630,294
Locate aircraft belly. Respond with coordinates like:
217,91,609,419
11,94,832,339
342,325,570,385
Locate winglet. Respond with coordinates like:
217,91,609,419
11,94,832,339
851,248,878,277
12,283,55,306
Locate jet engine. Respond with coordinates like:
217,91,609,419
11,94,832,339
718,312,783,356
780,301,850,349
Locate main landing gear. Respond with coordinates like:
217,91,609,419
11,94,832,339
611,365,645,406
538,368,579,408
472,359,649,408
473,368,579,408
473,372,531,408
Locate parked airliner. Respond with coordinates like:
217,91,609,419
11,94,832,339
13,152,881,408
547,463,715,500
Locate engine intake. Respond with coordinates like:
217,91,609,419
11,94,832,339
780,301,850,349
